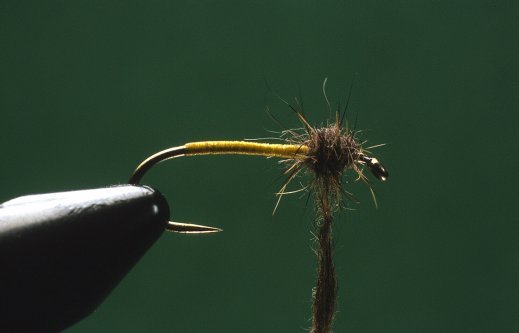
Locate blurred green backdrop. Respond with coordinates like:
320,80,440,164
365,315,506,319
1,0,518,332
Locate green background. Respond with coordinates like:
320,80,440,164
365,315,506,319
1,1,518,332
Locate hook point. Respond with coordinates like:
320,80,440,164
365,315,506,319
166,221,222,234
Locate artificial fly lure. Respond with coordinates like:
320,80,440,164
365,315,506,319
129,81,388,333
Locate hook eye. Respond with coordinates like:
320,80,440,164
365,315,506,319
359,155,389,181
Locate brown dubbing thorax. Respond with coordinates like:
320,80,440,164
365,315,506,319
305,124,360,179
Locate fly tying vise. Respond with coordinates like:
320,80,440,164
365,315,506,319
0,84,388,331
